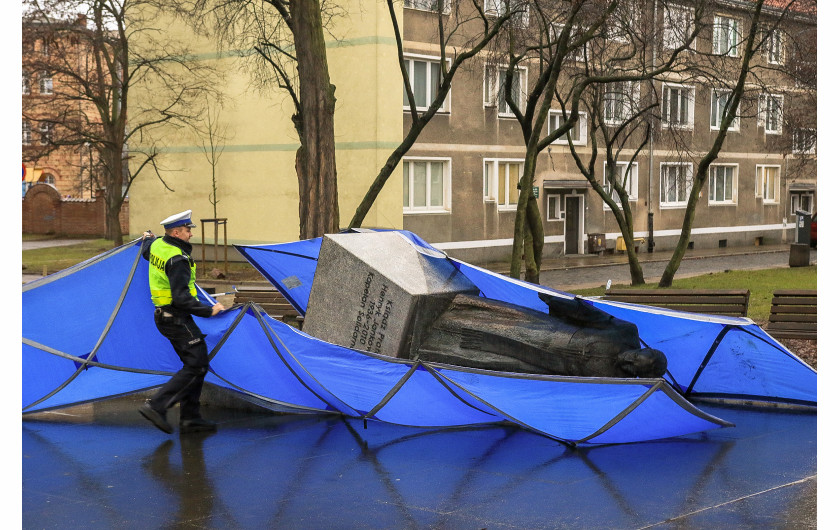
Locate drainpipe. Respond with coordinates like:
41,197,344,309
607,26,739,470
647,0,659,253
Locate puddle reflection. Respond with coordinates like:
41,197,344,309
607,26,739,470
23,404,816,528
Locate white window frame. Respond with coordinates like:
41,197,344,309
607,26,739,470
39,122,53,145
710,89,740,131
404,0,451,14
483,158,524,211
402,157,452,213
23,72,30,95
661,82,695,130
660,162,693,208
603,81,639,126
790,192,813,216
758,93,783,134
764,26,784,64
548,110,587,146
662,3,694,50
403,54,451,113
484,63,526,118
603,161,639,208
551,23,587,62
792,128,816,155
23,120,32,146
547,193,563,221
712,15,741,57
755,164,780,203
39,72,54,95
484,0,529,27
708,164,738,204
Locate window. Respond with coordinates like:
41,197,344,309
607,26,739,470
40,38,50,56
712,15,740,56
603,161,639,204
660,162,693,207
604,16,631,44
763,26,784,64
662,83,694,129
405,0,450,13
756,165,780,203
484,64,525,117
710,89,739,130
550,24,586,62
758,94,783,134
604,82,638,125
39,71,53,95
547,194,563,221
709,164,737,204
403,55,451,112
22,72,30,95
39,122,53,145
43,174,55,186
662,3,694,49
793,128,816,155
790,192,813,215
548,110,587,146
23,120,32,145
403,158,451,212
485,0,529,27
483,158,523,210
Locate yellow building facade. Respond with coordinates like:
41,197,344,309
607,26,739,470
128,3,404,245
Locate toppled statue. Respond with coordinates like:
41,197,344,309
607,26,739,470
412,292,667,378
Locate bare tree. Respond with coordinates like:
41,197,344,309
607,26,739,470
196,97,230,218
496,0,701,283
347,0,515,229
184,0,340,240
23,0,220,246
656,0,807,287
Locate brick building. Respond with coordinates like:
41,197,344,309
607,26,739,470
22,14,100,200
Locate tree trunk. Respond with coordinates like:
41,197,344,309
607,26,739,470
524,194,543,283
291,0,339,240
104,147,124,246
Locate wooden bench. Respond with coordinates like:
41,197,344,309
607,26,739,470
603,288,751,317
765,289,817,340
233,286,304,329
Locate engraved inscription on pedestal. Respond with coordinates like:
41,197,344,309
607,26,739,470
302,232,479,358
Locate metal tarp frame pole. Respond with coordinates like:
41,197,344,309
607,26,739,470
23,242,146,411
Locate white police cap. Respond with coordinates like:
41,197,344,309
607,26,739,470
160,210,196,230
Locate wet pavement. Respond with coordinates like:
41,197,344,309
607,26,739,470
23,395,816,529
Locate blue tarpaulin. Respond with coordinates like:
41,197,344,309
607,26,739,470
23,231,816,446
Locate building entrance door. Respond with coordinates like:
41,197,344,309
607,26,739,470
564,195,581,254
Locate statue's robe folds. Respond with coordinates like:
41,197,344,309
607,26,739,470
413,293,667,378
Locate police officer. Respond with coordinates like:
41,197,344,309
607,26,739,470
138,210,225,434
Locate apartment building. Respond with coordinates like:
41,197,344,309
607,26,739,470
22,14,100,199
399,0,816,262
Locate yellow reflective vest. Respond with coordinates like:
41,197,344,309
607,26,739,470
148,238,198,307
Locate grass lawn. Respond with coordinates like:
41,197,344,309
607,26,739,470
24,240,817,324
22,239,267,282
568,266,817,324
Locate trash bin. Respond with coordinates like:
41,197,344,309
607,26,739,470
794,210,812,246
587,233,606,255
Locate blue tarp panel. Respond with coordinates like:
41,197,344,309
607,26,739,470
23,231,815,445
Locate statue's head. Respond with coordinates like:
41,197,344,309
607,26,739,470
616,348,668,378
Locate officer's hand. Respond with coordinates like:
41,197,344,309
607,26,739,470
211,303,225,316
142,230,154,240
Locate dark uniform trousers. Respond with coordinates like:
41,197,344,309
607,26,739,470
149,310,209,420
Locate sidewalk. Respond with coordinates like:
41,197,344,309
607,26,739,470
23,239,814,290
